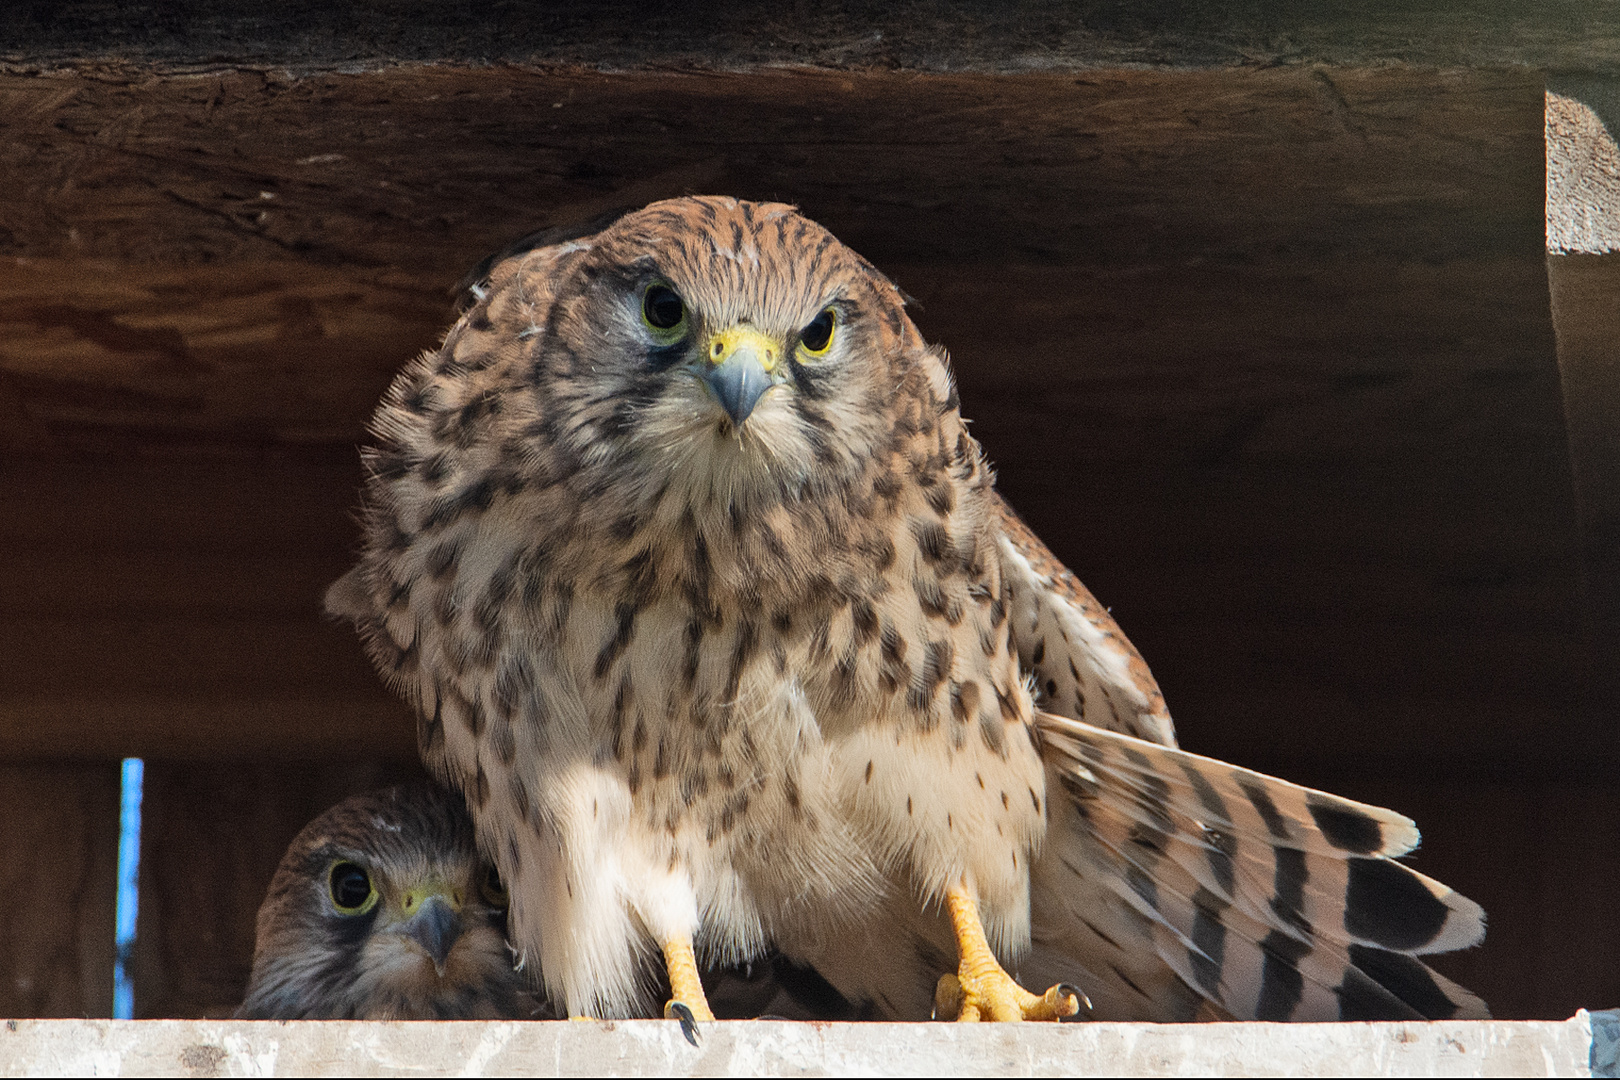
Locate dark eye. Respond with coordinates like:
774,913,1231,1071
480,864,510,908
328,861,376,914
799,308,836,355
642,284,685,331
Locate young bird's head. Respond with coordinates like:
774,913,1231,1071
237,782,540,1020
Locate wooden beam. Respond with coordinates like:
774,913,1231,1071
0,763,117,1018
0,65,1589,773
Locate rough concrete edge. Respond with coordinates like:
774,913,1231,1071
0,1016,1599,1078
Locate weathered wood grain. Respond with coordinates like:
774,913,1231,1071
3,0,1618,75
0,764,117,1018
0,451,416,760
0,66,1543,284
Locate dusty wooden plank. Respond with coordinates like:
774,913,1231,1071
0,763,117,1018
2,0,1618,74
0,67,1544,285
127,759,427,1018
0,260,445,448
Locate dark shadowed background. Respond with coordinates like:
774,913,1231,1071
0,0,1616,1023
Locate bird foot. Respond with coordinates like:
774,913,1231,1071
664,999,706,1045
934,970,1082,1022
659,933,715,1045
936,884,1084,1022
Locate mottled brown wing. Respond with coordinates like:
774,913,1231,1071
992,492,1177,746
1023,714,1488,1022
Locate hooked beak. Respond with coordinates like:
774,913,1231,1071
697,324,786,427
398,889,463,976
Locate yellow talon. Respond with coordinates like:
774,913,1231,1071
935,885,1081,1022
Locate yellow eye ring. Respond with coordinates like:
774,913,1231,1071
480,864,510,908
328,860,379,915
798,307,836,357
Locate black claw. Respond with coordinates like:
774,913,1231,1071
671,1001,701,1046
1057,983,1093,1020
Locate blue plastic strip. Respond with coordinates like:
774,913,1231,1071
113,757,144,1020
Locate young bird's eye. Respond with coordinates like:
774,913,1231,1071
480,864,510,908
799,308,836,356
642,284,686,332
328,861,378,914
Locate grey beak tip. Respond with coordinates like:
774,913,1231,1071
403,895,462,972
704,355,772,426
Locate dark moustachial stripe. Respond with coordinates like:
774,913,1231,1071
1344,858,1450,951
1240,781,1291,840
1344,944,1460,1019
1255,930,1312,1020
645,341,687,373
1308,798,1384,854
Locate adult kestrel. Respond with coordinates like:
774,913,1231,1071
328,196,1487,1024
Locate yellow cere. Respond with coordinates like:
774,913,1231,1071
706,325,781,371
400,880,462,916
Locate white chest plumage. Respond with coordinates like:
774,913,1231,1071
390,491,1049,1016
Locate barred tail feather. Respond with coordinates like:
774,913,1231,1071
1027,713,1488,1021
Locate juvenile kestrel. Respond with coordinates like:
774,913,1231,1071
236,782,538,1020
328,196,1487,1024
237,781,856,1023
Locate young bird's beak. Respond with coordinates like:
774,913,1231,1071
398,888,463,976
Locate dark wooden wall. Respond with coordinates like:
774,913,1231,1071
0,60,1613,1020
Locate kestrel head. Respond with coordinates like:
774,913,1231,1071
502,196,933,511
237,783,535,1020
